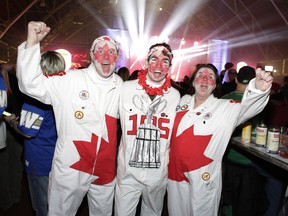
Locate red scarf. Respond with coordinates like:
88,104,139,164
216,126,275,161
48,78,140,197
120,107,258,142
138,69,171,96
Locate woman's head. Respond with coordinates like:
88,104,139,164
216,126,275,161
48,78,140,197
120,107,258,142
188,64,221,98
40,51,65,75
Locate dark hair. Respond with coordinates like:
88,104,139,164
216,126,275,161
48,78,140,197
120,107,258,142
187,63,221,98
147,43,173,66
224,62,234,70
128,70,139,80
117,67,130,81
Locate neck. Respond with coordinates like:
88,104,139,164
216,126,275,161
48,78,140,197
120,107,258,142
235,83,247,93
194,94,209,109
146,74,165,87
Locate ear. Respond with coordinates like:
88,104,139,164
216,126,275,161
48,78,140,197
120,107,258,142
90,51,94,61
145,59,149,69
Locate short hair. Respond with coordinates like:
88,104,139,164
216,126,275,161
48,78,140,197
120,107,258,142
224,62,234,70
40,51,66,75
147,43,173,66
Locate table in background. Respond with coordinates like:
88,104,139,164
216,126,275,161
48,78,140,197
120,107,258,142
230,136,288,171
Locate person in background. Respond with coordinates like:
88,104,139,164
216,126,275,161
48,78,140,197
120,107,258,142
222,66,258,130
220,62,234,84
16,21,123,216
220,68,237,97
0,63,24,210
167,64,273,216
0,64,7,150
117,66,130,82
270,75,288,103
221,66,285,216
6,50,65,216
115,43,180,216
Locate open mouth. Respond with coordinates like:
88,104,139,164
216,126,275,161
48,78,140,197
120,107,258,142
101,63,111,74
200,84,208,89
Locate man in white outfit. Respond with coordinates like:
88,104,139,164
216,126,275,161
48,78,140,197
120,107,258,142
115,43,180,216
16,21,123,216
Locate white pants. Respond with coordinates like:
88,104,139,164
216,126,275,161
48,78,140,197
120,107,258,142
48,162,115,216
115,179,166,216
167,179,221,216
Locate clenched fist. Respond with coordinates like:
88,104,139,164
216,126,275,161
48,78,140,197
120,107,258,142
26,21,51,48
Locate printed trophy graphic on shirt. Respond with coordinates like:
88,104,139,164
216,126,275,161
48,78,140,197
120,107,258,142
129,95,167,168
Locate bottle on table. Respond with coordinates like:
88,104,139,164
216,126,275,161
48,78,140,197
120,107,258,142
266,127,280,154
255,121,268,147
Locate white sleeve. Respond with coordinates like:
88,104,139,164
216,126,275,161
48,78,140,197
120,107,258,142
237,78,271,124
16,42,52,104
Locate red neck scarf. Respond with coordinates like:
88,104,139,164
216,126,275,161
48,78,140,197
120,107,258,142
138,69,171,96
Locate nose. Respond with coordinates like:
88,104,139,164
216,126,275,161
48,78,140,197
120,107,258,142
202,75,208,81
103,52,109,59
155,61,162,68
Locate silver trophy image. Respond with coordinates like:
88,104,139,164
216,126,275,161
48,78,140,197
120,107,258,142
129,95,167,168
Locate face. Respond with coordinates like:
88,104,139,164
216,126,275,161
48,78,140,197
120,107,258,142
90,40,118,78
147,47,171,82
193,67,216,98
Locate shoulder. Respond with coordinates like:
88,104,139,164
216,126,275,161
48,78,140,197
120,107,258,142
179,94,192,105
113,73,124,84
169,86,181,97
181,94,192,101
122,79,138,88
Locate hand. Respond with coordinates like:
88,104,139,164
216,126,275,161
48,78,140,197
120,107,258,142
255,68,273,91
26,21,51,48
3,113,18,123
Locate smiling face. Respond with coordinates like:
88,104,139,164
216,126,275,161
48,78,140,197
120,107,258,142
146,46,172,82
193,67,216,99
90,39,118,78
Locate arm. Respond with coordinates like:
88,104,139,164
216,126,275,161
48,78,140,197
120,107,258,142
16,21,52,104
238,69,273,124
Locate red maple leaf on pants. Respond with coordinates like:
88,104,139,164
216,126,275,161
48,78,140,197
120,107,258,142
70,114,117,185
168,111,213,182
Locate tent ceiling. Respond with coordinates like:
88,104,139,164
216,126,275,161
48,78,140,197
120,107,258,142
1,0,288,63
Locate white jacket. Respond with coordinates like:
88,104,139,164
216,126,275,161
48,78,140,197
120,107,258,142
17,42,123,184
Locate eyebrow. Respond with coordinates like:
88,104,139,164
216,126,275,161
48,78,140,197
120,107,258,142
150,55,169,60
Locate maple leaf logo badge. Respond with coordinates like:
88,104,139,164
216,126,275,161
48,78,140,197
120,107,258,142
168,111,213,182
70,114,117,185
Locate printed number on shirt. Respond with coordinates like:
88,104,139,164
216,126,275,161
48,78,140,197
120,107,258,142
127,114,170,139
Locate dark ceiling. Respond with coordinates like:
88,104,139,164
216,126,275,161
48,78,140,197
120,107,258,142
1,0,288,65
